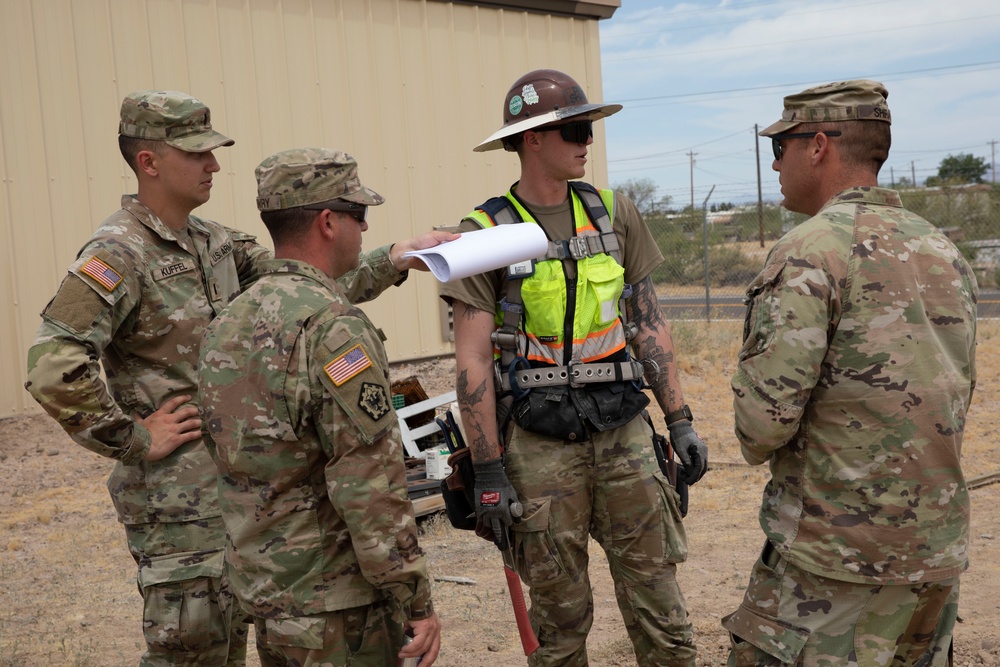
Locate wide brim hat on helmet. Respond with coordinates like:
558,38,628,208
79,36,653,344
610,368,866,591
473,69,622,152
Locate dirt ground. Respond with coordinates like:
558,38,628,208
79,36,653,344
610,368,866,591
2,320,999,666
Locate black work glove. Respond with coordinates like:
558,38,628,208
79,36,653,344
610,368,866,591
473,458,522,549
667,420,709,485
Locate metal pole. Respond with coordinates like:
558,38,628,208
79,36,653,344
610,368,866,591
990,139,997,184
688,151,696,210
703,184,716,322
755,124,764,247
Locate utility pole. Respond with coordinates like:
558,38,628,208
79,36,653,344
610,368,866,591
890,166,895,189
688,151,696,210
754,125,764,247
989,139,997,184
911,161,917,187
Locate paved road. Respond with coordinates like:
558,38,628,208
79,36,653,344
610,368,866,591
660,290,1000,321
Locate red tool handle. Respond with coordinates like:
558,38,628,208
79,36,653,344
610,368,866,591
504,564,540,655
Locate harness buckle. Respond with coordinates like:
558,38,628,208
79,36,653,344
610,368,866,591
567,236,590,259
490,329,521,350
498,298,523,315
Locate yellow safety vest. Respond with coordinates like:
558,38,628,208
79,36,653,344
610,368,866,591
467,185,627,367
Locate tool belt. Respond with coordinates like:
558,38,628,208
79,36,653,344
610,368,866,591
498,360,644,392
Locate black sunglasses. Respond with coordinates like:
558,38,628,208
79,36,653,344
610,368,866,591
303,200,368,223
770,130,842,161
532,119,594,144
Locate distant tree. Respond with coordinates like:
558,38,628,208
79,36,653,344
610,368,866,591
926,153,989,186
613,178,671,217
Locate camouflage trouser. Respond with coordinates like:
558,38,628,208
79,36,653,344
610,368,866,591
126,518,249,667
253,597,405,667
506,415,695,667
722,541,959,667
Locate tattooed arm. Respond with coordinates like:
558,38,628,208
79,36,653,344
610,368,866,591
629,275,709,483
452,300,503,463
626,275,686,415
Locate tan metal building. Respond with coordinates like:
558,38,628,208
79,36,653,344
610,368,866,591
0,0,619,418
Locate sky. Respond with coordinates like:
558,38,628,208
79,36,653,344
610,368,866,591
597,0,1000,208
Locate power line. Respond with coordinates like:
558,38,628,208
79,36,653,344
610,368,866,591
610,127,755,163
613,60,1000,105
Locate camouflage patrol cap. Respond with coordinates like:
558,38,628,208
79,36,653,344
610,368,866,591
255,148,385,212
759,79,891,137
119,91,234,152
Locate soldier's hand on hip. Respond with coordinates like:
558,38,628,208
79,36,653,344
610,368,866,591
473,458,522,548
138,395,202,461
667,420,709,485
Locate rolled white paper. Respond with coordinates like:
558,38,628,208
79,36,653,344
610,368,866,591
403,223,549,282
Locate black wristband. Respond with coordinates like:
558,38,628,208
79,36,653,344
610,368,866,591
665,404,693,425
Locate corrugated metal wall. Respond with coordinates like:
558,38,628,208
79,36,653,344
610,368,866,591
0,0,611,418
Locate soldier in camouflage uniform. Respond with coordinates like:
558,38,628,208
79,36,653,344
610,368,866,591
24,92,448,666
724,80,978,666
440,69,707,666
197,147,443,666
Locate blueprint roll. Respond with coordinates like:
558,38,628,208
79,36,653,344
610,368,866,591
403,223,549,282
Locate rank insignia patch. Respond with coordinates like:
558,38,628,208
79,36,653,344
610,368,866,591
358,382,390,420
80,257,123,291
324,344,372,386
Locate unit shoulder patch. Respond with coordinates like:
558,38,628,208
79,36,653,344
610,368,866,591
358,382,390,421
323,343,372,386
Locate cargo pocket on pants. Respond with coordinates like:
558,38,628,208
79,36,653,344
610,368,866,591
722,605,810,666
511,497,571,590
138,550,226,656
653,474,688,564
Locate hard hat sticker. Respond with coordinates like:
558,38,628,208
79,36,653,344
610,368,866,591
509,95,523,115
522,84,539,105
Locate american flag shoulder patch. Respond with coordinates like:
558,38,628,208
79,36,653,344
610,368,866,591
80,256,123,291
324,344,372,386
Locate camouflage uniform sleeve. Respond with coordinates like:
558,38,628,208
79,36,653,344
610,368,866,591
228,227,273,290
313,322,432,618
25,252,151,464
731,228,845,464
336,244,408,304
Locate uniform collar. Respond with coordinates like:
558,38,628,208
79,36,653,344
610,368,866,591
259,258,341,293
824,186,903,210
121,194,199,245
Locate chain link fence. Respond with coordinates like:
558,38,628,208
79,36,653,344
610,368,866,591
646,183,1000,321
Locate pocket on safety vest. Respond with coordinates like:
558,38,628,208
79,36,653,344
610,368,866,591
520,261,567,342
578,254,624,329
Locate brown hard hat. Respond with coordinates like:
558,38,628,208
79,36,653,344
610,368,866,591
473,69,622,152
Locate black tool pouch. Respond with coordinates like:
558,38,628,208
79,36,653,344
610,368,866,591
511,385,589,441
440,448,478,531
574,382,649,433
